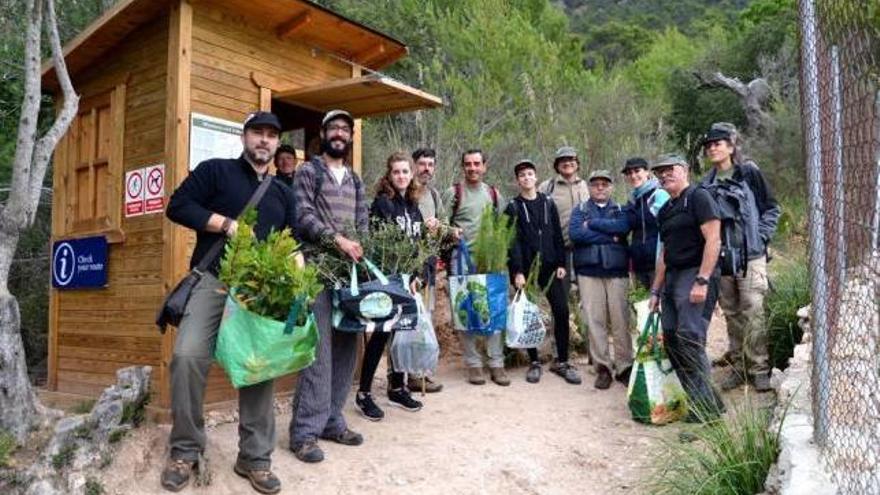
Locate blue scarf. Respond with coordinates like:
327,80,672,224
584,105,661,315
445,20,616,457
631,178,660,201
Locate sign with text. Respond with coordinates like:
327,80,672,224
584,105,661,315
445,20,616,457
144,164,165,214
52,236,108,289
189,113,243,171
125,169,144,217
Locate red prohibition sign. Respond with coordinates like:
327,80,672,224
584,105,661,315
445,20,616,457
126,172,143,199
147,168,164,195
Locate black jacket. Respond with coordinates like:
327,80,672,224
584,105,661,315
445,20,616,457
700,161,781,259
369,192,425,239
504,193,566,278
625,184,661,273
167,156,297,275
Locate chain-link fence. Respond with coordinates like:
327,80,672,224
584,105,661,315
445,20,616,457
798,0,880,493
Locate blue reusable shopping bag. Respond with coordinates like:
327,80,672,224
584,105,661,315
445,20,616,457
447,239,508,335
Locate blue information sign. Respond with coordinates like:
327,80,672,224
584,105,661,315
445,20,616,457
52,236,108,289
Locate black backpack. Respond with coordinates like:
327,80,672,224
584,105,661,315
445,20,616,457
698,178,754,277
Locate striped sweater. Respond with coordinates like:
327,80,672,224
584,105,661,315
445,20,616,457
293,156,369,247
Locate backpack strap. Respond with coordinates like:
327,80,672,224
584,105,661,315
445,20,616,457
430,186,441,214
489,185,499,211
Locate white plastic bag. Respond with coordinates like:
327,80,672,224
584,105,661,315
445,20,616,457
505,290,546,348
391,293,439,376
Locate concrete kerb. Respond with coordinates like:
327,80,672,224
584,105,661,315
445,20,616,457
761,305,838,495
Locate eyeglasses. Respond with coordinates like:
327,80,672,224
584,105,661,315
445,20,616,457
326,124,352,134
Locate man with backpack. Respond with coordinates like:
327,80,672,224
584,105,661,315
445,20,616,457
699,126,780,392
442,149,509,386
289,110,369,463
570,170,632,390
538,146,590,283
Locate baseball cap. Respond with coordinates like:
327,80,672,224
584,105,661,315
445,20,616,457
554,146,578,162
321,109,355,128
513,159,537,176
651,154,689,170
710,122,739,144
702,128,733,147
243,111,282,131
588,169,613,183
621,157,649,173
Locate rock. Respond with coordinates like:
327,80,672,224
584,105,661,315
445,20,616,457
25,480,60,495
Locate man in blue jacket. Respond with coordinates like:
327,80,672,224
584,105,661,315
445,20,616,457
700,126,781,392
570,170,632,389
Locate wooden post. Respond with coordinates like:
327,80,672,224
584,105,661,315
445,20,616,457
160,0,192,412
351,64,362,176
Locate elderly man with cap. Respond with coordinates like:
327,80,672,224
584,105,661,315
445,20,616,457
504,159,580,384
569,169,632,390
699,126,780,392
289,109,369,463
648,154,726,423
621,157,670,289
274,144,299,187
162,111,293,493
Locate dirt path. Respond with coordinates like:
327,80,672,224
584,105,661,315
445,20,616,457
99,311,734,495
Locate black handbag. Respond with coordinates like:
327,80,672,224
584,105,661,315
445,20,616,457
334,260,418,333
155,177,274,333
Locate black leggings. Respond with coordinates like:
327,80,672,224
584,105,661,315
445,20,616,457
526,269,570,363
359,331,404,393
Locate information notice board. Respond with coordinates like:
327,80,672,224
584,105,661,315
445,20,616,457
189,113,243,171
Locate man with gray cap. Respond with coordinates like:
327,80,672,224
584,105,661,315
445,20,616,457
649,154,725,423
699,125,780,392
569,169,632,390
162,111,292,493
289,109,368,463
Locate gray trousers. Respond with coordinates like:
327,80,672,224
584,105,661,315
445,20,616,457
169,274,275,470
661,267,725,416
289,290,358,446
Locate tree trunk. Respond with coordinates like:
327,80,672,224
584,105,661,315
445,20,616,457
0,294,37,442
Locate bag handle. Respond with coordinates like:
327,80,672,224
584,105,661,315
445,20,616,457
195,175,274,273
348,258,390,296
455,237,475,276
282,295,306,335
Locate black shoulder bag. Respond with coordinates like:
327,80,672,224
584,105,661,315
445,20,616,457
155,177,274,333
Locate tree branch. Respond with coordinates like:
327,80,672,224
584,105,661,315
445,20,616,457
29,0,79,224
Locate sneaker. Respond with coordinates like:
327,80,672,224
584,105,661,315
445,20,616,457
594,365,612,390
525,362,542,383
615,365,632,385
319,428,363,446
161,458,194,492
233,463,281,494
467,367,486,385
355,392,385,421
407,375,444,393
549,361,582,385
290,440,324,463
489,367,511,386
750,373,772,392
719,369,746,391
388,388,423,412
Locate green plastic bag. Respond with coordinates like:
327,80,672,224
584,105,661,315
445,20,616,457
215,291,318,388
626,312,688,425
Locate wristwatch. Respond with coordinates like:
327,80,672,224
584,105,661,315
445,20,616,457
694,275,710,286
221,216,233,235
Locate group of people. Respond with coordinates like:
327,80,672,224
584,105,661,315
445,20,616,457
160,109,779,494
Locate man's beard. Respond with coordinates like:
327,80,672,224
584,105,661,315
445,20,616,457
418,172,433,185
321,137,351,159
244,146,272,166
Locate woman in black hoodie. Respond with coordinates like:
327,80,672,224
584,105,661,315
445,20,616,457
355,152,439,421
504,159,581,385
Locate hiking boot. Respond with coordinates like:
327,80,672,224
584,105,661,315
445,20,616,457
407,375,443,393
388,388,423,412
615,365,632,385
290,440,324,463
355,391,385,421
489,367,511,386
525,362,542,383
712,350,735,367
319,428,363,446
549,361,582,385
719,369,746,391
467,367,486,385
594,365,612,390
750,373,773,392
161,458,195,492
233,463,281,494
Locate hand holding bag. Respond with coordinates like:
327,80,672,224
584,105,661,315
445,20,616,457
155,176,273,333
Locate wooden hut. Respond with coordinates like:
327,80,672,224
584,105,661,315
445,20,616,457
41,0,442,418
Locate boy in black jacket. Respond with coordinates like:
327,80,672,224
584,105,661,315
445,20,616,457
504,159,581,385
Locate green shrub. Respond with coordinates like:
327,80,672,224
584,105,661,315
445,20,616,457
766,257,810,370
0,430,16,468
471,206,516,274
647,400,782,494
